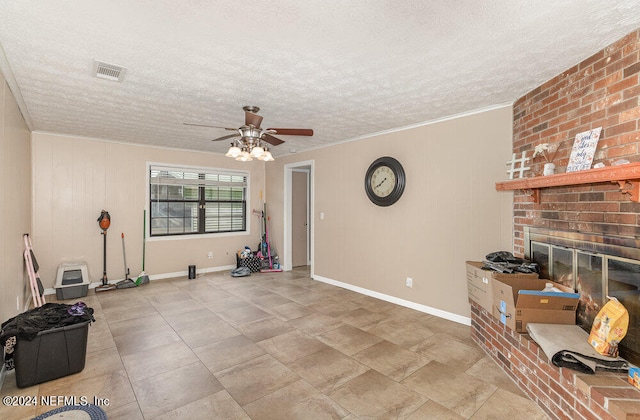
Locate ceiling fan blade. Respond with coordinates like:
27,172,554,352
245,111,263,128
211,134,241,142
184,122,236,131
267,128,313,136
263,133,285,146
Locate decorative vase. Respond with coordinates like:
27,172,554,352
543,162,556,176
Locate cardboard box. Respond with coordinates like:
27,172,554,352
492,277,579,333
466,261,538,313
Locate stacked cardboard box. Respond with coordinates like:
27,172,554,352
466,261,579,333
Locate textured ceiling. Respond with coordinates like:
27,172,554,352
0,1,639,157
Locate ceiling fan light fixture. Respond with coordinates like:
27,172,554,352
262,150,274,162
225,144,242,158
250,145,265,159
236,149,252,162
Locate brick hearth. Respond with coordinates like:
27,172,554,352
470,300,640,420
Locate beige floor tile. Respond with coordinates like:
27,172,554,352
107,312,169,337
121,340,199,382
258,330,330,363
187,286,236,304
267,301,316,321
193,334,266,373
215,354,300,406
352,340,430,382
19,267,550,420
176,317,241,349
204,295,252,313
249,292,295,309
288,312,344,336
155,390,250,420
113,327,183,356
318,324,383,355
104,401,145,420
340,307,391,330
146,289,192,305
401,361,497,418
86,321,116,353
131,361,223,418
413,335,486,371
151,297,207,316
465,356,524,397
470,388,548,419
349,296,400,313
38,369,136,414
217,305,272,326
288,290,334,306
162,307,221,330
227,285,272,300
329,370,427,419
236,316,294,342
243,379,351,420
268,284,309,298
288,347,370,393
101,302,159,323
0,374,39,420
308,299,364,317
406,400,465,419
366,318,436,349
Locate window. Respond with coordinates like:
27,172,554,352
149,165,248,236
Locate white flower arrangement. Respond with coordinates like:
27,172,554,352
532,142,561,163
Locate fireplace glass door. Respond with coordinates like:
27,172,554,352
576,252,604,331
528,231,640,365
608,258,640,362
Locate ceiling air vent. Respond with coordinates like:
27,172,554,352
92,60,127,82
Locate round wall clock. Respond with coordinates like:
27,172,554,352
364,156,406,206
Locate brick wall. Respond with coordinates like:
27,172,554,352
470,300,640,420
511,29,640,256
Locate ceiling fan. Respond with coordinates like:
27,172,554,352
184,106,313,161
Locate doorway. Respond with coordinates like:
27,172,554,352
291,170,309,267
283,160,314,275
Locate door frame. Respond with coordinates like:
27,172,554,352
283,160,314,276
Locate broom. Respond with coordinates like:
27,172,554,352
135,210,150,285
260,203,282,273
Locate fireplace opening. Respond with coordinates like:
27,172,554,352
525,227,640,365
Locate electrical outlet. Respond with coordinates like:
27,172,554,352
207,252,213,259
405,277,413,288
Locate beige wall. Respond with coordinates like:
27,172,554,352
266,106,514,319
31,133,265,288
0,72,32,321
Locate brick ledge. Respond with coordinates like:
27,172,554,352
470,300,640,420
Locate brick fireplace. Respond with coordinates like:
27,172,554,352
472,28,640,419
511,28,640,256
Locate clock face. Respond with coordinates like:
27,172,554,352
370,166,396,198
364,157,405,206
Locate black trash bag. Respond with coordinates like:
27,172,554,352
486,251,514,262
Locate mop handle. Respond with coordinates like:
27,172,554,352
122,233,129,276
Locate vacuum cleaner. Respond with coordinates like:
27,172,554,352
95,210,116,292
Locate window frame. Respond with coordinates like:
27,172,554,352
148,163,249,239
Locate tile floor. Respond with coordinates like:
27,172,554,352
1,267,549,419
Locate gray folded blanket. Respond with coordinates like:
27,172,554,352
526,323,630,374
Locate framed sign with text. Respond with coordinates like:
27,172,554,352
566,127,602,172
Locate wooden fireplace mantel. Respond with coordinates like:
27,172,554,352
495,162,640,204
